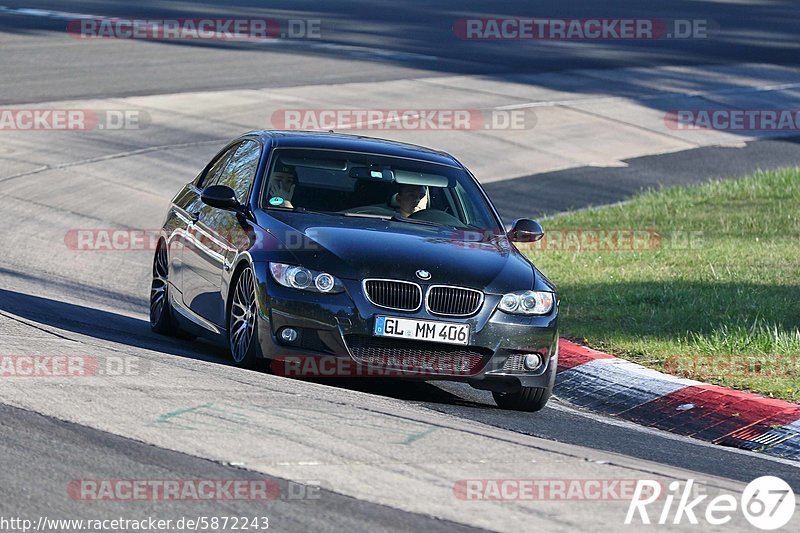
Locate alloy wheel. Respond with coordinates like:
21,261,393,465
150,244,169,326
230,268,258,363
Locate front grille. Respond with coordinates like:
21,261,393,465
345,335,492,375
426,286,483,316
363,279,422,311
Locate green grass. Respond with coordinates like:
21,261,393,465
522,167,800,401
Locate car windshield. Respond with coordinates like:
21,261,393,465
261,148,501,231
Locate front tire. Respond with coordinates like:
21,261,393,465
492,386,551,412
228,267,262,368
150,241,179,336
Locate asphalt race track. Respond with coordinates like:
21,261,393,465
0,2,799,531
1,0,799,104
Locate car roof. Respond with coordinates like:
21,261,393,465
244,130,463,168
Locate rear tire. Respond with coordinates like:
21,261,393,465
150,241,179,336
492,386,551,412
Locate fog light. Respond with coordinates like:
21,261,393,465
523,353,542,371
280,328,298,343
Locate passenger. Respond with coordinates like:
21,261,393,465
267,165,297,208
394,184,427,217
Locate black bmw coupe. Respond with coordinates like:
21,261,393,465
150,131,559,411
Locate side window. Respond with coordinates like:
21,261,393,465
199,143,240,188
215,140,262,204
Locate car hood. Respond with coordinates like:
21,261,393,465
266,212,535,293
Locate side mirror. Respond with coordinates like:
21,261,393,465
508,218,544,243
201,185,240,210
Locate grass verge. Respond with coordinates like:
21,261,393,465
522,167,800,401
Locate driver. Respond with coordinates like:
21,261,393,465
395,184,427,218
267,164,297,208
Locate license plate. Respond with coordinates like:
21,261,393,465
373,316,470,345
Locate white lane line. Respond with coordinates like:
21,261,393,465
0,5,442,64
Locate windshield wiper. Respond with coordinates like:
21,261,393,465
293,207,338,215
342,212,444,227
343,212,392,219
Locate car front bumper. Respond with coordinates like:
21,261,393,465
253,262,559,392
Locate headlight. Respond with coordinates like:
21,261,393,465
498,290,554,315
269,263,345,294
